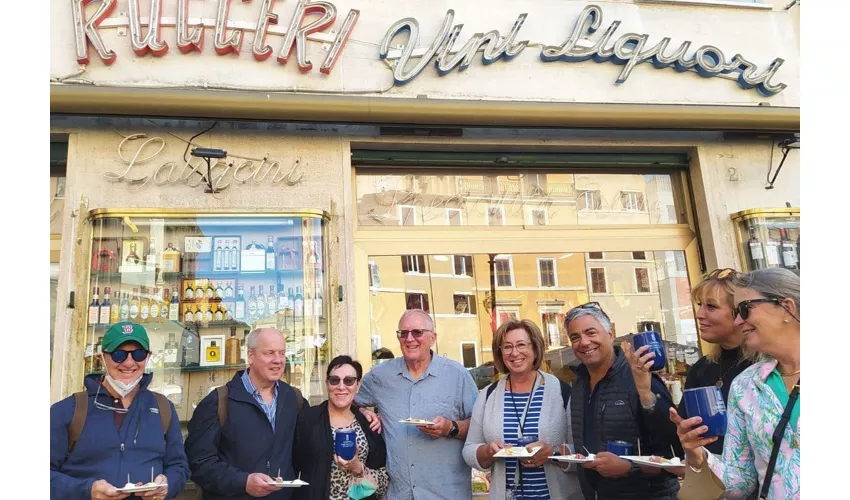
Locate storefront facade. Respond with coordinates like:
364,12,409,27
50,0,799,464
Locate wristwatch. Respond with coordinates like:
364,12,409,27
627,463,643,478
448,420,459,438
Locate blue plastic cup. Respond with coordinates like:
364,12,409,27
632,331,667,372
334,428,357,460
518,434,538,447
606,440,634,456
683,386,728,438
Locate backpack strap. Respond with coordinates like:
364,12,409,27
484,381,498,402
559,380,572,410
67,391,89,454
216,385,229,427
152,392,172,434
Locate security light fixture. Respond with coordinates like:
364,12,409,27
190,147,228,193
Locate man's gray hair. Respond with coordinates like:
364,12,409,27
398,309,436,331
246,327,284,350
564,306,613,333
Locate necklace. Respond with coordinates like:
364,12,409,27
715,359,739,388
780,370,801,377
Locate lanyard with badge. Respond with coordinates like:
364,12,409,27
506,372,541,500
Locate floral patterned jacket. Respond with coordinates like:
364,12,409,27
707,359,800,499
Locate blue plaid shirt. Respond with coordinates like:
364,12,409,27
241,369,279,432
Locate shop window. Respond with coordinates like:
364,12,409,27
495,257,514,287
578,190,602,211
590,268,608,293
398,205,418,226
368,260,380,288
632,251,647,260
541,312,563,349
487,205,505,226
453,255,473,277
621,191,646,211
406,292,430,313
538,258,556,287
635,268,651,293
461,342,478,368
447,208,463,226
588,252,604,260
453,294,476,315
401,255,427,274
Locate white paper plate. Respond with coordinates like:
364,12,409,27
399,418,434,425
549,454,595,464
493,446,542,458
622,456,684,469
116,484,164,493
267,479,309,488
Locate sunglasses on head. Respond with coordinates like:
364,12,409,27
396,329,430,339
568,301,611,320
706,268,739,280
732,298,781,320
107,348,149,363
327,375,358,387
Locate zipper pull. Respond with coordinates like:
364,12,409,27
266,461,270,471
120,443,125,452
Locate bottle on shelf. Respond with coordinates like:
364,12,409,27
194,303,205,323
146,237,158,272
125,242,141,265
226,327,241,365
314,288,323,317
764,231,782,267
94,336,104,372
205,280,215,300
162,242,181,273
224,280,234,299
257,286,267,318
286,287,295,318
229,239,239,271
140,287,151,323
266,236,276,271
216,281,224,299
304,289,313,320
203,303,213,323
121,290,131,322
215,239,225,271
221,240,231,270
85,337,96,372
302,240,310,268
214,302,224,322
240,329,249,363
267,285,278,316
184,280,195,301
149,287,161,321
294,286,304,317
164,332,179,368
278,285,288,314
88,287,100,326
160,288,170,321
99,287,112,325
747,227,767,270
110,291,122,324
248,286,258,320
169,288,180,321
205,341,221,364
235,284,246,321
183,304,194,323
308,240,320,268
246,239,265,250
193,280,204,300
780,229,798,270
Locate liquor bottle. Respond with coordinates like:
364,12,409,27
314,289,323,317
169,288,180,321
229,239,239,271
215,239,224,271
162,242,181,272
94,336,104,372
780,229,798,269
164,332,179,368
183,304,194,323
125,242,141,265
223,304,233,321
149,287,161,321
302,240,310,268
257,286,267,318
765,233,781,267
308,240,320,268
203,303,213,323
194,280,204,299
235,284,246,321
246,239,265,250
286,287,296,318
216,281,224,299
129,288,140,321
146,237,158,272
747,228,767,270
140,287,150,323
247,286,258,320
88,288,100,326
181,329,201,367
205,280,215,300
214,303,224,322
184,280,195,300
221,240,231,270
294,286,304,317
194,303,205,323
159,288,171,322
278,285,288,313
224,280,234,299
110,291,122,324
99,287,112,325
120,290,130,321
267,285,278,315
240,329,249,363
303,289,313,319
266,236,276,271
205,341,221,364
226,327,241,365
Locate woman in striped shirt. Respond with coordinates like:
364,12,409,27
463,319,582,500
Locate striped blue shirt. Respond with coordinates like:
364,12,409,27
241,369,279,432
504,385,549,499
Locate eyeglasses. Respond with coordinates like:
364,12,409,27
706,268,739,280
327,375,358,387
501,342,532,354
396,329,431,340
106,348,149,363
567,301,611,320
733,298,781,320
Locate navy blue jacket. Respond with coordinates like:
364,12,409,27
50,374,190,500
184,371,306,500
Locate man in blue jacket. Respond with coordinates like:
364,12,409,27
185,328,307,500
50,322,190,500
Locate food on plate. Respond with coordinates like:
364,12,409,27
644,456,682,465
400,418,433,425
501,447,526,457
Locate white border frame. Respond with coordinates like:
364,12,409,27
526,206,549,226
398,205,418,226
633,267,652,293
486,204,506,226
446,208,463,226
620,190,646,212
578,189,602,211
589,267,609,294
404,291,430,312
460,341,479,368
587,251,605,260
452,292,477,315
452,254,473,277
401,254,427,274
496,305,521,328
537,257,558,287
495,255,515,288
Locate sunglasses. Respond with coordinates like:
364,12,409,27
396,329,430,339
568,302,611,320
706,268,739,280
327,375,358,387
106,348,149,363
733,298,781,320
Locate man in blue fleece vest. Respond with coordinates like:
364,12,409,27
50,322,190,500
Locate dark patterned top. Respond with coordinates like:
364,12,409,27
329,418,389,500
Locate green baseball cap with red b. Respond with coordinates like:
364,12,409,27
102,321,150,352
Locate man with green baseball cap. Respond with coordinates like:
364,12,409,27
50,321,190,499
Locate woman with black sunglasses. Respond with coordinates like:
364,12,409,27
671,268,800,499
292,356,389,500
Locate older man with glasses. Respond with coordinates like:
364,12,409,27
50,321,190,500
354,309,479,500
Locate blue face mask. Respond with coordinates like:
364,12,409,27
347,478,377,499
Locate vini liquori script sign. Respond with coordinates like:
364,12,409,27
70,1,787,95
